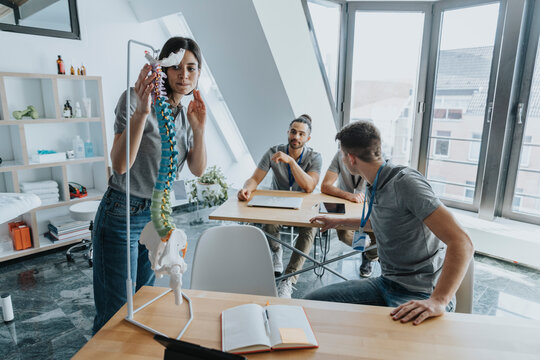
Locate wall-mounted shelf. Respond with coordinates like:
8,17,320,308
0,72,108,263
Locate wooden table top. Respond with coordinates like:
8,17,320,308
74,286,540,359
209,189,362,230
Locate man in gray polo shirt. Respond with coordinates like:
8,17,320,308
307,121,473,325
237,115,322,298
321,151,378,277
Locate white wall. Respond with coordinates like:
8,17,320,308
253,0,338,175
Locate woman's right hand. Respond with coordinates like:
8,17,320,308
310,215,341,232
134,64,156,116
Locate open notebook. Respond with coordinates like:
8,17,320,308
221,303,318,354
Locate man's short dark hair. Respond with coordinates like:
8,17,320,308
289,114,312,134
335,121,382,162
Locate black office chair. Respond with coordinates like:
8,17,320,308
66,201,100,267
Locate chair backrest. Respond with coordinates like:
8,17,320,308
190,225,278,296
455,257,475,314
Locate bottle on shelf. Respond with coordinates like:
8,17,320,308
84,138,94,158
70,65,75,75
72,135,85,159
80,64,86,76
57,55,65,75
63,100,73,118
74,102,82,118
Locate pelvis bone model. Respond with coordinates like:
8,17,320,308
139,49,188,305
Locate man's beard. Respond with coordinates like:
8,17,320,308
288,139,304,150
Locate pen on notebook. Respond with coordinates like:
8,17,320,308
311,203,319,209
263,309,271,335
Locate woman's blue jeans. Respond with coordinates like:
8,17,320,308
304,276,455,312
92,187,155,334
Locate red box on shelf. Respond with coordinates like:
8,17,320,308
8,221,32,250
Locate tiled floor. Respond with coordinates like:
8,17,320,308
1,206,539,359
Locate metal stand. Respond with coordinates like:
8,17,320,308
270,228,378,282
124,39,192,338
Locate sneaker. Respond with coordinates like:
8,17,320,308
277,279,295,298
359,253,373,278
272,246,283,277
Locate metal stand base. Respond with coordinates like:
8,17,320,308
124,289,193,340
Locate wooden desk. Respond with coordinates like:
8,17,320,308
75,286,540,359
209,189,362,230
209,189,366,281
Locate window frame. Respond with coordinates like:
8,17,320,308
501,0,540,224
301,0,346,129
343,1,433,169
419,0,507,213
0,0,81,40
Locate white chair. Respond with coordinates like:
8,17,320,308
190,225,278,296
455,257,475,314
66,200,100,267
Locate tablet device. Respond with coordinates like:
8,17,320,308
319,202,345,214
154,334,246,360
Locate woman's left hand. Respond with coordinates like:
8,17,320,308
187,89,206,132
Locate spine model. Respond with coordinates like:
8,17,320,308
146,52,184,255
141,51,188,305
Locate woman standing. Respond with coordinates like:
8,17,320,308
92,37,207,334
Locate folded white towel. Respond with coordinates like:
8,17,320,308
40,198,60,206
22,188,60,195
38,193,60,201
20,181,59,191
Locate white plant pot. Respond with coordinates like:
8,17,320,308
195,182,221,202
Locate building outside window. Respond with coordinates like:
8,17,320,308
433,130,451,157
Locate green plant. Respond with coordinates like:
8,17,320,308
187,165,228,208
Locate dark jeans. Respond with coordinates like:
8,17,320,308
304,276,455,311
92,187,154,334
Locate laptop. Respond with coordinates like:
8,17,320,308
247,195,303,209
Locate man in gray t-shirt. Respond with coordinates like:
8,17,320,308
237,115,322,298
307,121,473,326
321,151,378,277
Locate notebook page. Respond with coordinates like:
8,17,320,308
266,305,317,348
222,304,271,352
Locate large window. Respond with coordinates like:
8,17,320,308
306,0,342,106
346,7,426,166
425,3,500,206
304,0,540,225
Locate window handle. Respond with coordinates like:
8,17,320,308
486,102,494,123
517,103,524,125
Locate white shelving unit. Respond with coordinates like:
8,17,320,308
0,72,108,262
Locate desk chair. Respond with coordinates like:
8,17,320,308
455,257,475,314
66,200,100,267
191,225,278,296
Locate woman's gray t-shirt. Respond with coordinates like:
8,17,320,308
108,88,193,199
257,144,322,191
368,161,446,294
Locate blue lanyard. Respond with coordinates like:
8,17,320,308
360,162,386,229
286,146,304,190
